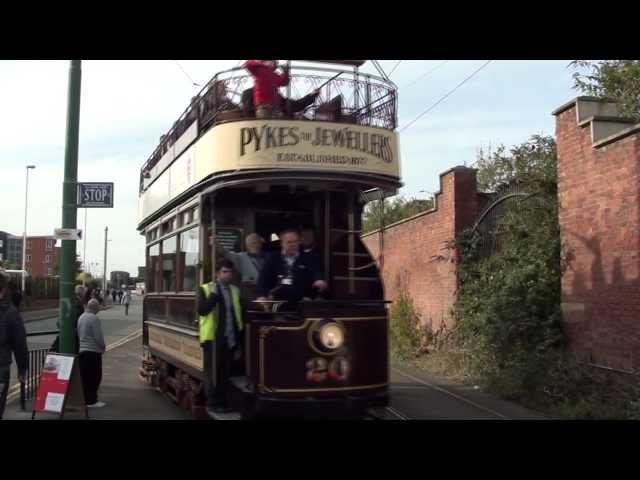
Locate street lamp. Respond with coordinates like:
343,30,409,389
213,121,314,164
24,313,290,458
21,165,36,294
103,227,111,292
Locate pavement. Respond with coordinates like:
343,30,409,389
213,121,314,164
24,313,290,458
3,296,192,421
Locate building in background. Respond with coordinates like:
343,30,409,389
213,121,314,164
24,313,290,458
0,231,24,268
25,236,60,277
110,270,131,289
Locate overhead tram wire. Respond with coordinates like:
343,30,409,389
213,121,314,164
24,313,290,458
173,60,201,87
388,60,402,77
371,60,392,82
402,60,449,89
399,60,493,133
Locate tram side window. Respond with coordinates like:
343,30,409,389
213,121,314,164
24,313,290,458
148,243,160,293
180,227,199,292
162,236,177,292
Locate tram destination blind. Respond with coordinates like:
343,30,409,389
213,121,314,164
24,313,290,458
217,227,243,253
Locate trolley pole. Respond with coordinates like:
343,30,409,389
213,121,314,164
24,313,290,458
103,226,108,292
59,60,82,355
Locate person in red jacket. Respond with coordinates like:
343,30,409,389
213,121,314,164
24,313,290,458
243,60,290,119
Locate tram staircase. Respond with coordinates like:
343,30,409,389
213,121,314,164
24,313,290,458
328,191,383,299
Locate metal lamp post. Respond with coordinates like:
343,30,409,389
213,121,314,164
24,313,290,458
21,165,36,294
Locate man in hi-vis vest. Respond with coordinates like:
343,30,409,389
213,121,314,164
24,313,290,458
197,259,244,415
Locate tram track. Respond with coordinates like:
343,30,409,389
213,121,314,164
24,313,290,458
390,366,512,420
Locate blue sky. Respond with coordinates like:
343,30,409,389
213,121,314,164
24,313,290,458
0,60,579,275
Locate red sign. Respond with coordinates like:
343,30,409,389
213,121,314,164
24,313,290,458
33,354,76,414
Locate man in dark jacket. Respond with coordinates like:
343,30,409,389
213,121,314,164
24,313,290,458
256,229,327,310
0,272,28,419
9,280,22,311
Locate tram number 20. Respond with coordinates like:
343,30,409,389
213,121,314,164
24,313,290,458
306,356,349,383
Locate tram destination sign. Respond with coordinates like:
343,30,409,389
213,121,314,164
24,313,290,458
77,182,114,208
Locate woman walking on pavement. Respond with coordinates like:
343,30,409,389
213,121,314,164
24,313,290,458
122,289,131,316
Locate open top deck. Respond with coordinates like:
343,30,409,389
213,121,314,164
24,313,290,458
137,62,400,228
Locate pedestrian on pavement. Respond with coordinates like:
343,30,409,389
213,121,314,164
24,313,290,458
83,285,94,307
122,290,131,315
111,289,117,304
117,290,123,304
0,271,28,419
197,260,244,415
77,298,106,408
8,279,22,311
51,284,84,353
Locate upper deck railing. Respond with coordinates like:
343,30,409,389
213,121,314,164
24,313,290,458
139,64,397,193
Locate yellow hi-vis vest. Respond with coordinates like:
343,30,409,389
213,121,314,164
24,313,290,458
198,282,244,343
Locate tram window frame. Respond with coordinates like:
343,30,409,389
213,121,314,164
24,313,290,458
161,235,178,292
179,226,199,293
161,217,176,236
147,243,161,293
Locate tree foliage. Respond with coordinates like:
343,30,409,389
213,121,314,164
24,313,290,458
571,60,640,121
451,134,564,398
475,135,557,193
362,195,434,233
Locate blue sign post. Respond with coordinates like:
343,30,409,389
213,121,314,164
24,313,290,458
77,182,114,208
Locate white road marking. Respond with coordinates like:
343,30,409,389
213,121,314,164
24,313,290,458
385,406,410,420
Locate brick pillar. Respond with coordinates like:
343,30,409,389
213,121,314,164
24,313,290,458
554,97,640,372
362,166,479,331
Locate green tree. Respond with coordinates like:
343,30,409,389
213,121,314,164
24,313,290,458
362,195,434,233
571,60,640,121
451,134,563,398
475,135,557,193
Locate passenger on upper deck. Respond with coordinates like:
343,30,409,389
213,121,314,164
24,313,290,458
243,60,290,119
256,229,327,310
241,86,320,119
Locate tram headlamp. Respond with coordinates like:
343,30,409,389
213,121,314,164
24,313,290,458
319,323,345,350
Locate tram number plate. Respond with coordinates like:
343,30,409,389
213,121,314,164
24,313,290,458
306,356,350,383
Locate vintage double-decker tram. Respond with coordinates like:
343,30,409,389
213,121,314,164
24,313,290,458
137,60,401,419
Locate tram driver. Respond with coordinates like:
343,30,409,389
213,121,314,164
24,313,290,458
256,228,327,311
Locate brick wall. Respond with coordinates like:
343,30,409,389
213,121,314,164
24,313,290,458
555,97,640,372
25,236,58,277
362,167,479,331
